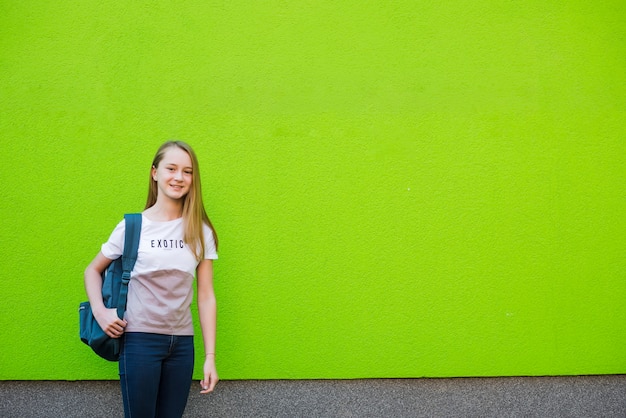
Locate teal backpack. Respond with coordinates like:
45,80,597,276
79,213,142,361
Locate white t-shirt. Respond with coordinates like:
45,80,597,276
101,214,218,335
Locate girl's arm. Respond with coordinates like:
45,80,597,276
197,259,219,393
84,252,127,338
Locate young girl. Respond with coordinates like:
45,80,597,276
84,141,219,417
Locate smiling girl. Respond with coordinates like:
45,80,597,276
84,141,219,417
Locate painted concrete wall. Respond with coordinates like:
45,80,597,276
0,1,624,380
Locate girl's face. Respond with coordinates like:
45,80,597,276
152,147,193,202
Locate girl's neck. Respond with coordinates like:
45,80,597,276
145,199,184,222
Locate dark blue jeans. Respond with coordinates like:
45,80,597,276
119,332,194,418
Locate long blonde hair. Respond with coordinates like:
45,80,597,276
145,140,218,260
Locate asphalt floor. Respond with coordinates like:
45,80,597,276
1,375,625,417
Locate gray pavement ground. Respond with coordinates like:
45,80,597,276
1,375,625,417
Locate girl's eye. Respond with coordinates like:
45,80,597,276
185,171,192,175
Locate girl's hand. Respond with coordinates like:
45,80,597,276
95,307,127,339
200,355,219,394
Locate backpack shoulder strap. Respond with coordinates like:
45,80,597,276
122,213,142,272
116,213,142,319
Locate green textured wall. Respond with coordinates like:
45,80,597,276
1,1,625,380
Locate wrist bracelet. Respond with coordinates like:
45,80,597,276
205,353,215,357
